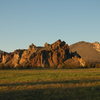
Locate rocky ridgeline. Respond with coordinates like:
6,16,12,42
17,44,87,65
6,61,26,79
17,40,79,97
0,40,85,69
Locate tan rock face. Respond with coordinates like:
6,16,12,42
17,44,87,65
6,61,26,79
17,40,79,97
93,42,100,52
0,40,85,68
63,57,85,68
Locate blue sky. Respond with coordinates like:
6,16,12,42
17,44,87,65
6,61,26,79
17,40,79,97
0,0,100,52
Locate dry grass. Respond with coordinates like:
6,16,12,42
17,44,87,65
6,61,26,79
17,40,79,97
0,68,100,100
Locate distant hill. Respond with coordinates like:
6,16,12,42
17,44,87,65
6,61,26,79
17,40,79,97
70,41,100,64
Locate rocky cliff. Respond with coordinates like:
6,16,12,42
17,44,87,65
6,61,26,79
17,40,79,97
0,40,85,69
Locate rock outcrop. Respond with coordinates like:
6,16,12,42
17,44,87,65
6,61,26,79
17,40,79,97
0,40,85,69
92,42,100,52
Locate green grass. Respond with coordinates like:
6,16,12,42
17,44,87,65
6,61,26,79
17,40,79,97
0,68,100,100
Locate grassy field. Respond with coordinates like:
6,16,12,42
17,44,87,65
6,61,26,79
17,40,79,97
0,68,100,100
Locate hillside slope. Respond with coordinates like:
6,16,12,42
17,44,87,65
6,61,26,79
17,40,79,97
70,41,100,64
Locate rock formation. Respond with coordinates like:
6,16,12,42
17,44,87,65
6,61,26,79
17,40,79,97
0,40,85,69
92,42,100,52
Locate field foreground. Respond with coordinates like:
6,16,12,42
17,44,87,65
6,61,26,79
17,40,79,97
0,68,100,100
